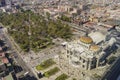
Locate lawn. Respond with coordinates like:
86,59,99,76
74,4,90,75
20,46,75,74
36,59,55,70
55,73,68,80
44,67,60,77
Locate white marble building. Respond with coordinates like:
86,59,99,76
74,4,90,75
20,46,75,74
66,31,116,70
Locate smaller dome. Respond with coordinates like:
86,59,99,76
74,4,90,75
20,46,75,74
90,44,100,52
80,36,93,44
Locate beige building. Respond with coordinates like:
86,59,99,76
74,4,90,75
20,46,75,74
58,5,81,15
44,8,58,16
58,5,72,12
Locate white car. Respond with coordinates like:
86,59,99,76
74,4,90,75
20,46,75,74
24,71,29,76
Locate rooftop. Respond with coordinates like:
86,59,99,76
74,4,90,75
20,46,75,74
80,36,93,44
84,22,97,27
88,31,106,44
4,73,14,80
67,31,107,59
2,57,9,64
0,52,5,57
90,44,100,52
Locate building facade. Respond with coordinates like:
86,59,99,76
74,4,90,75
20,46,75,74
66,31,116,70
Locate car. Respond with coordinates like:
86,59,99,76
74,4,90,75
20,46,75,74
24,72,29,76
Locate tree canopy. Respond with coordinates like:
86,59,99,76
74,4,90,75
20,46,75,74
0,11,72,52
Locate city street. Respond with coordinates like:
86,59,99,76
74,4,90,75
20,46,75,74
102,49,120,80
0,27,38,80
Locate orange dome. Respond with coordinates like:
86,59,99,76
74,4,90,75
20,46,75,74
80,36,93,44
90,44,100,52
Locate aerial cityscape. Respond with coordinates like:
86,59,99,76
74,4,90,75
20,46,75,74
0,0,120,80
